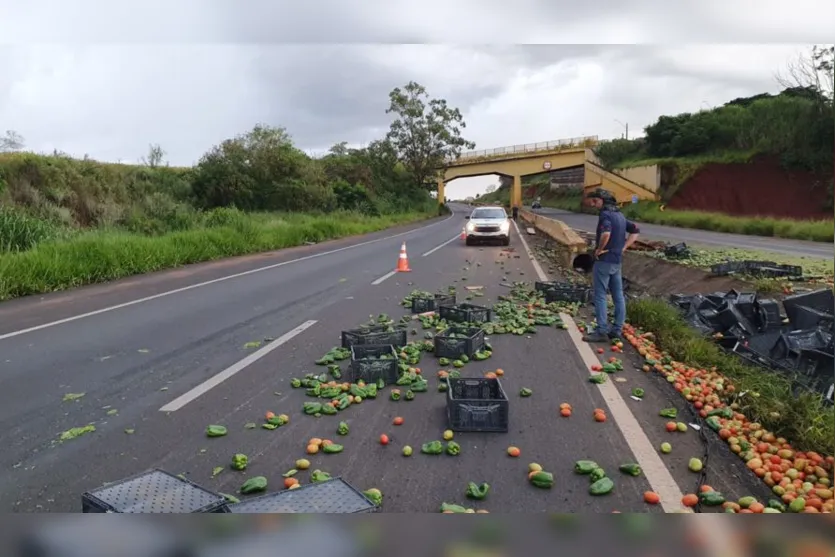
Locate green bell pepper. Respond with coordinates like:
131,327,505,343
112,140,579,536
231,453,248,471
205,425,227,437
466,482,490,500
659,408,677,419
363,488,383,506
303,402,323,415
240,476,267,494
589,468,606,482
529,471,554,489
589,373,607,384
323,443,344,454
311,469,332,483
519,387,533,397
619,463,642,477
440,502,468,513
446,441,461,456
421,440,443,455
589,477,614,495
337,421,349,435
574,460,599,475
698,490,725,506
404,389,415,401
390,389,401,401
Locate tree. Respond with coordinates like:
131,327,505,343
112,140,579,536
141,143,166,168
485,184,497,194
0,130,24,152
776,45,834,108
385,81,475,189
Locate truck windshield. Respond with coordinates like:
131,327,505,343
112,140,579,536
471,208,506,219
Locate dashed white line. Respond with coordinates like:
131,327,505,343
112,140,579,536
422,234,461,257
0,212,458,342
159,320,318,412
371,270,398,285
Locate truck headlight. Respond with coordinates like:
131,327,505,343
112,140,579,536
499,221,510,232
466,222,475,232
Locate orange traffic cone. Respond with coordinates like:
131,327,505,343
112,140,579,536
460,229,466,240
396,242,411,272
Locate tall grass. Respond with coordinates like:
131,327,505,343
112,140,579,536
0,207,435,301
621,203,834,242
627,298,833,456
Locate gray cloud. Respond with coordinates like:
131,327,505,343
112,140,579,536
0,0,829,172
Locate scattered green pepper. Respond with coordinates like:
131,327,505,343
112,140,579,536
290,378,302,388
631,388,644,398
240,476,267,494
589,373,607,384
440,502,468,513
311,469,332,483
529,471,554,489
390,389,401,401
589,468,606,482
421,441,444,455
618,463,642,477
466,482,490,500
337,421,349,435
206,425,227,437
574,460,599,475
698,491,725,506
231,453,248,471
659,408,678,419
589,477,614,496
363,488,383,506
303,402,323,415
446,441,461,456
519,388,533,397
405,389,415,401
323,443,344,454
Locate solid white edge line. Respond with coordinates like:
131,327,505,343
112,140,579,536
422,234,461,257
511,219,685,512
371,270,398,285
516,220,746,552
0,211,458,341
159,319,318,412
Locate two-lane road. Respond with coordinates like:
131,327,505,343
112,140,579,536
533,207,833,259
0,204,771,513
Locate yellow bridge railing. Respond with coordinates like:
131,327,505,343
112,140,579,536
449,136,598,163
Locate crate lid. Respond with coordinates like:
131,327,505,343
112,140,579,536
227,478,375,513
84,469,225,513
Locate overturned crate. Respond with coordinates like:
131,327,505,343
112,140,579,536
446,377,509,433
434,326,485,359
81,468,229,513
349,344,399,385
439,303,492,324
227,478,378,513
544,284,590,304
411,292,456,314
341,324,407,349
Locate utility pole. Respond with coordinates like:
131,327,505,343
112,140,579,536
614,119,628,140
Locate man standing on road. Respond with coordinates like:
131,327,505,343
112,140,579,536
582,189,640,343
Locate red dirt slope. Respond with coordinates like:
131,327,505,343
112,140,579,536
668,156,832,220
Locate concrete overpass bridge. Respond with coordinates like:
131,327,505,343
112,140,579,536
437,136,659,207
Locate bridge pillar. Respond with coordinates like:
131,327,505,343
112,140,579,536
437,180,445,205
511,175,522,208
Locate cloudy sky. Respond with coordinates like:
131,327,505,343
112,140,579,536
1,0,832,198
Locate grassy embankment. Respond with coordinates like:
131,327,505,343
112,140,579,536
0,137,440,301
627,298,833,457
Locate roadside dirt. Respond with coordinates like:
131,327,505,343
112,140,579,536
667,156,831,220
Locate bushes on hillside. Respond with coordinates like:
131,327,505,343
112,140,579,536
594,88,834,176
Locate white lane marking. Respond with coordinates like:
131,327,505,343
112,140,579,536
512,219,686,513
422,234,461,257
159,320,317,412
0,212,457,341
561,315,685,512
371,270,398,285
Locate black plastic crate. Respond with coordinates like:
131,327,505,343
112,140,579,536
735,292,757,322
755,298,783,331
227,478,377,513
341,324,407,349
434,326,485,359
535,281,562,292
349,344,399,385
439,303,492,324
446,377,509,433
411,293,456,314
784,289,834,324
81,469,228,513
789,305,834,331
545,286,590,304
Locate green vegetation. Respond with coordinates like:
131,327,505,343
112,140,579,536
0,81,472,300
627,298,833,456
595,46,834,207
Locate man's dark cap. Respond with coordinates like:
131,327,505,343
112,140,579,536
586,188,616,204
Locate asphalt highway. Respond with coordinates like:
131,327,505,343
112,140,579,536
533,207,834,259
0,204,769,513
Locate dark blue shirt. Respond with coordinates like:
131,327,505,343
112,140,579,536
595,209,639,264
